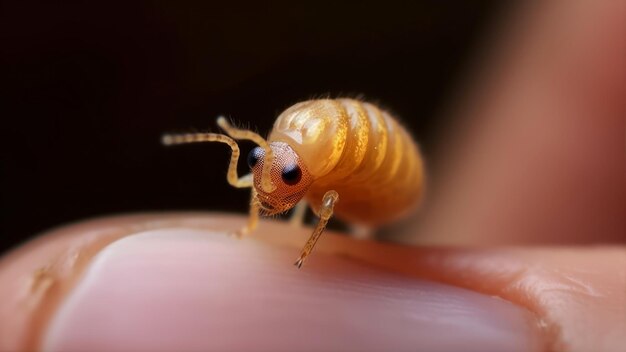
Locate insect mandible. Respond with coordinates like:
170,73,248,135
162,99,425,267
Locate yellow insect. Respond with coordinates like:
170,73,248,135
162,99,424,267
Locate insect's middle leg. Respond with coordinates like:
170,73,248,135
294,190,339,268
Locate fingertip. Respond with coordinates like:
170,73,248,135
41,228,541,352
0,215,545,352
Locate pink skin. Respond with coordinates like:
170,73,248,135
0,215,622,351
0,1,624,351
41,227,541,352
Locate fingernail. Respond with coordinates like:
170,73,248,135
42,229,543,351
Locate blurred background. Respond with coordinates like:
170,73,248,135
1,1,505,253
2,1,624,254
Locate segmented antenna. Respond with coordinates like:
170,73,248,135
216,117,276,193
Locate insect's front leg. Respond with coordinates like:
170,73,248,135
294,190,339,268
232,182,260,238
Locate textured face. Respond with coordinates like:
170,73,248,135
248,142,313,215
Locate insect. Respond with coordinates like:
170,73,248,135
162,99,424,267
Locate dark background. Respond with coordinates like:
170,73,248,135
1,1,502,254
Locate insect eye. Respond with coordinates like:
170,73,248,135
247,147,263,168
281,164,302,185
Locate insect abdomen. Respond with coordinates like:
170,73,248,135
270,99,424,225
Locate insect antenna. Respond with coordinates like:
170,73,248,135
161,132,221,146
161,131,252,189
216,117,276,193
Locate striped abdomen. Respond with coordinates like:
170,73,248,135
269,99,424,225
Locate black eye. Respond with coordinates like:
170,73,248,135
281,164,302,185
247,147,263,168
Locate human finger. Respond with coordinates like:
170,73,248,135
417,0,625,244
2,214,623,351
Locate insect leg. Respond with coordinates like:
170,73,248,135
294,190,339,268
161,132,252,188
289,200,308,227
233,186,260,238
216,117,276,193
